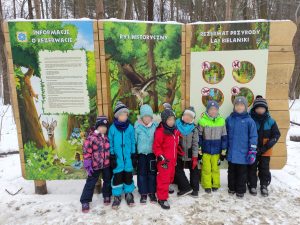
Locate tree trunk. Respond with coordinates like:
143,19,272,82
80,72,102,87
117,0,126,19
40,0,45,18
125,0,133,20
33,0,42,19
165,74,177,104
170,0,174,20
225,0,232,20
28,0,34,19
55,0,60,18
147,0,154,21
13,0,16,18
159,0,164,21
95,0,104,19
45,0,49,18
18,67,46,148
78,0,86,18
67,115,80,140
259,0,268,19
146,24,158,112
51,0,56,18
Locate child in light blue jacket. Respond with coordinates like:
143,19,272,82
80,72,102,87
135,104,158,204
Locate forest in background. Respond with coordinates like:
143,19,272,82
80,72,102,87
1,0,300,106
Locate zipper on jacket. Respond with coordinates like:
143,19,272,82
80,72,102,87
122,131,125,163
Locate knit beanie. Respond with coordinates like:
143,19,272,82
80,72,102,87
182,106,196,121
95,115,109,129
114,101,129,118
161,108,176,124
140,104,154,118
253,95,268,110
206,100,219,112
162,102,172,110
233,96,248,112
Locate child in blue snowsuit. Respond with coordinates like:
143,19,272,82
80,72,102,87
226,96,258,198
135,104,158,204
109,101,137,209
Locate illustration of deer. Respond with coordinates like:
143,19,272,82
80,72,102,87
42,119,57,150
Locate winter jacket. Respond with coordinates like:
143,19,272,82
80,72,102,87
83,131,110,170
176,119,199,161
250,109,281,156
108,123,136,173
134,120,158,155
153,123,181,165
198,113,227,155
226,112,258,165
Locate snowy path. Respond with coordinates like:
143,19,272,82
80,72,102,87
0,141,300,225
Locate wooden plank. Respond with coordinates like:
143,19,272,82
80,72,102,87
98,20,104,30
272,143,287,157
269,110,290,129
269,21,297,46
267,64,294,84
266,83,288,100
277,128,288,143
268,51,295,64
181,24,186,111
269,45,293,52
268,100,289,111
270,156,286,170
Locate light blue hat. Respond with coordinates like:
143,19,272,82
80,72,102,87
140,104,154,118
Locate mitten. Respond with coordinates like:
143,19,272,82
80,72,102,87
198,152,203,164
157,155,169,169
220,149,227,161
192,157,198,169
83,159,93,176
110,154,117,169
131,153,138,168
247,149,257,165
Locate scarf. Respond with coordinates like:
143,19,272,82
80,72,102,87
138,119,153,128
176,119,195,136
162,122,176,135
113,118,130,131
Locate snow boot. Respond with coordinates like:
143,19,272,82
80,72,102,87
212,188,218,192
249,187,257,196
261,185,269,197
125,193,135,207
158,200,170,210
228,189,235,195
168,186,175,194
177,188,193,197
82,203,90,213
205,188,212,194
104,197,111,206
236,193,244,198
190,190,199,198
112,196,121,210
140,194,147,204
148,193,157,203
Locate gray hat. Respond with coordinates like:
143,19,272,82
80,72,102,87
233,96,248,112
114,101,129,118
161,108,175,124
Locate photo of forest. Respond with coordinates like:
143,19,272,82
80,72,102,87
202,61,225,84
103,21,182,121
8,20,97,180
232,61,256,84
201,88,224,106
231,87,255,106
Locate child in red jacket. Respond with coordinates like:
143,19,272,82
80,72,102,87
153,108,181,210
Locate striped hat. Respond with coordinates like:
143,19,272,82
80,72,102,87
253,95,268,110
95,115,109,129
114,101,129,118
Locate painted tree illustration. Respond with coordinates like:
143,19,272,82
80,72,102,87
9,21,78,148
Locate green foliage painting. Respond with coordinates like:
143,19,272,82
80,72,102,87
103,21,182,121
232,61,256,84
8,20,97,180
231,87,255,106
202,62,225,84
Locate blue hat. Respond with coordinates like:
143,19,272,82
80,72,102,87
95,115,109,129
140,104,153,118
206,100,219,112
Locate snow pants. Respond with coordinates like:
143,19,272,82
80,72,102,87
201,153,220,189
247,156,271,188
156,160,175,201
175,159,199,192
228,162,248,194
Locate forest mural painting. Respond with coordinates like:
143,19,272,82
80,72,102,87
8,20,97,180
189,21,270,118
103,21,183,121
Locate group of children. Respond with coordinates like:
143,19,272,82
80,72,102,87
80,95,280,212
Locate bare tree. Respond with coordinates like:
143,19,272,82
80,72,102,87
96,0,104,19
28,0,34,19
34,0,42,19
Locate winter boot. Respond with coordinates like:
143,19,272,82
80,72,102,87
140,194,147,204
148,193,157,203
205,188,212,194
212,188,218,192
261,185,269,197
190,190,199,198
104,197,111,206
125,193,135,207
228,189,235,195
82,203,90,213
177,188,193,197
168,185,175,194
112,196,121,210
249,187,257,196
236,193,244,198
158,200,170,210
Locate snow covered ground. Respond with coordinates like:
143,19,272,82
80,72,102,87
0,100,300,224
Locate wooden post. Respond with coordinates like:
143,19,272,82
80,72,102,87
34,180,47,194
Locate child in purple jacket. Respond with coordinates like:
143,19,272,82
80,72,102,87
80,115,112,213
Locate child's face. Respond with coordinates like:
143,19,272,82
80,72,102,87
207,107,218,118
142,116,152,125
182,114,194,124
234,103,246,113
97,126,107,134
166,116,175,127
118,112,128,122
255,107,266,115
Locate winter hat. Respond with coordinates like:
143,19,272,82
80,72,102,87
253,95,268,110
95,115,109,129
182,106,196,123
140,104,154,118
114,101,129,118
206,100,219,112
161,108,176,124
233,96,248,112
162,102,172,110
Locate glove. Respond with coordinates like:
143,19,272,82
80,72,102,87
157,155,169,169
131,153,138,168
110,154,117,169
192,157,198,169
198,153,203,164
178,145,185,156
83,159,93,176
220,149,226,161
247,149,257,165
